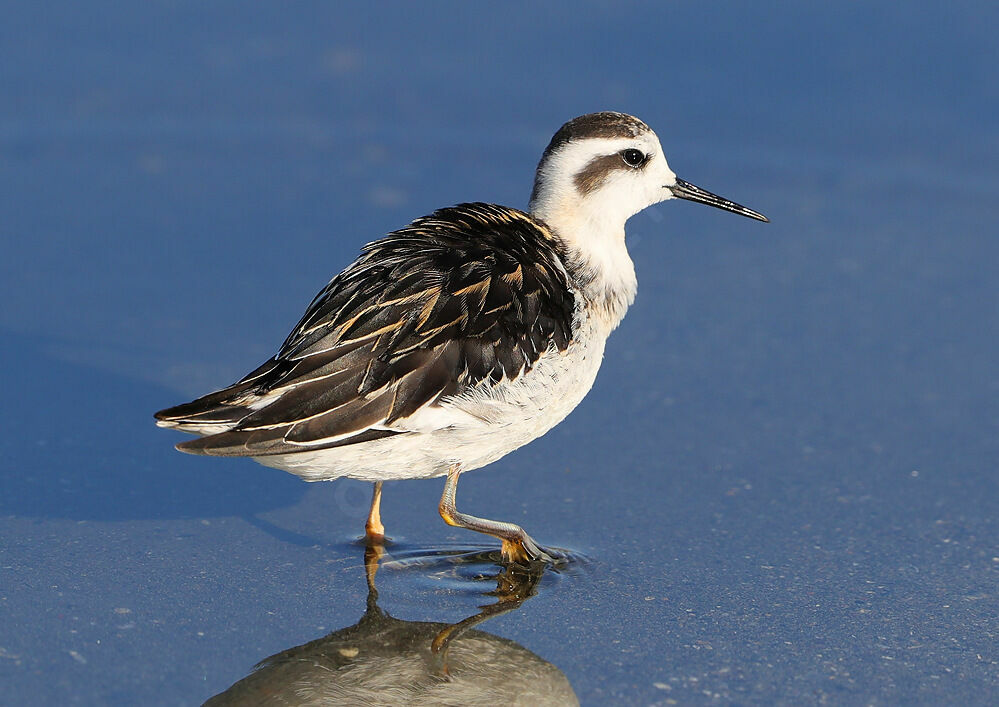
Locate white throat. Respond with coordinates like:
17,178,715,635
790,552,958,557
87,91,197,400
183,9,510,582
529,135,674,328
530,194,637,328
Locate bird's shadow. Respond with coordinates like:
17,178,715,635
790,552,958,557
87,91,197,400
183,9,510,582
204,541,580,705
0,331,304,522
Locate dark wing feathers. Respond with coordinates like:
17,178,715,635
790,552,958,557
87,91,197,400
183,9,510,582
152,358,284,424
156,203,575,456
178,426,402,456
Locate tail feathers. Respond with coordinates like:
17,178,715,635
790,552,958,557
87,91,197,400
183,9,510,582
177,427,403,457
176,426,290,456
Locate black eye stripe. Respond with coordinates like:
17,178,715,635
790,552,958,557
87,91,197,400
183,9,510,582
621,149,646,167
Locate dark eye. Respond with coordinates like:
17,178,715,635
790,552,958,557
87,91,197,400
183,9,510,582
621,148,646,167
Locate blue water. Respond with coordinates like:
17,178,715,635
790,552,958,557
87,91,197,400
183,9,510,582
2,2,998,704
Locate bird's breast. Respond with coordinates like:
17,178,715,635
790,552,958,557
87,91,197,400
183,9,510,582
441,309,610,434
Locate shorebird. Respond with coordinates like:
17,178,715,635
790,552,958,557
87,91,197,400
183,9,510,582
155,112,767,564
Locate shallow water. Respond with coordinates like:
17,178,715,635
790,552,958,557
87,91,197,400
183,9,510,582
3,2,998,704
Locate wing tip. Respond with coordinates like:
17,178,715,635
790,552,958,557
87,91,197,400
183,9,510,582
154,406,178,422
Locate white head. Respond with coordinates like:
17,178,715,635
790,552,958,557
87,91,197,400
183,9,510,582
529,112,767,237
527,112,767,323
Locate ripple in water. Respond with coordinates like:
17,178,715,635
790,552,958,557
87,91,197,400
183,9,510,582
333,536,592,613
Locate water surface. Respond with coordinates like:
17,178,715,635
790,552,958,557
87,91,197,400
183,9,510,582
2,2,998,704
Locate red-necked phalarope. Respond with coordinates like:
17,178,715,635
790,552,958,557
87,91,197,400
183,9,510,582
156,112,768,564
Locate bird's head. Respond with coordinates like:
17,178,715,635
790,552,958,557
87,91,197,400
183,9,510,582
529,112,768,238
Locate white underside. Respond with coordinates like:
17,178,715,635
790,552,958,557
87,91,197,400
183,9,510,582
253,311,611,482
167,174,644,484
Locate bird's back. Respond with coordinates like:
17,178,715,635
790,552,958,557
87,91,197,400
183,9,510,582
155,203,576,459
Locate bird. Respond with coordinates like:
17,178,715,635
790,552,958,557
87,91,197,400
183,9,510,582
155,111,768,564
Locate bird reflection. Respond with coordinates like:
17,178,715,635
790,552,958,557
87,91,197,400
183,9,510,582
204,544,578,706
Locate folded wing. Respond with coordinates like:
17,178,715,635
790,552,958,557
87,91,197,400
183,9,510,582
154,203,575,456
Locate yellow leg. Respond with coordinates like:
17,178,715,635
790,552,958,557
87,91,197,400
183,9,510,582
365,481,385,542
438,465,553,564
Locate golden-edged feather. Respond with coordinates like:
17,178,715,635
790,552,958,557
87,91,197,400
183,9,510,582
155,203,576,457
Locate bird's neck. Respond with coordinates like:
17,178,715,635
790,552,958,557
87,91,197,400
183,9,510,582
531,196,637,330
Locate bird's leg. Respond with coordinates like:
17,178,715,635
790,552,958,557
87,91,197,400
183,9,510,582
365,481,385,542
438,465,553,564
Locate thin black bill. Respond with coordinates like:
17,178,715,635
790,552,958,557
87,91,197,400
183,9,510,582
669,177,769,222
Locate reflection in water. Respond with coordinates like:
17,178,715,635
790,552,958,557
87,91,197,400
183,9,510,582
205,544,579,706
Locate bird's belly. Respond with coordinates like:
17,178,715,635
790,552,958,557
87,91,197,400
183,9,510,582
254,328,608,483
437,335,608,472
